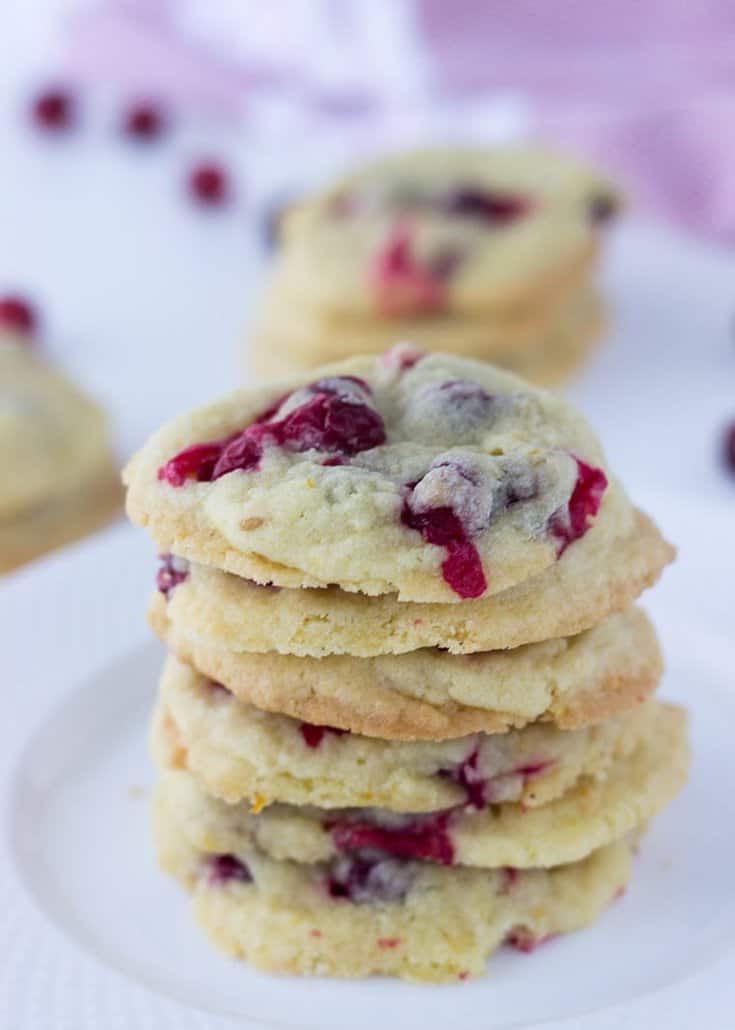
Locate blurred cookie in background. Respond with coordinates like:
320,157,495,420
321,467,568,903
248,145,620,385
0,326,122,573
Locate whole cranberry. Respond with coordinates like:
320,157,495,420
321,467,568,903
31,88,76,132
123,101,167,141
188,161,231,207
0,295,37,336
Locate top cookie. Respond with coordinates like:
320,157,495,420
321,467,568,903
0,334,113,520
275,146,619,319
125,348,628,604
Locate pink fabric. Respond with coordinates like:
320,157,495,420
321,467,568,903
63,0,735,240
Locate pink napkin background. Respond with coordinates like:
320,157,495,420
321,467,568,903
64,0,735,240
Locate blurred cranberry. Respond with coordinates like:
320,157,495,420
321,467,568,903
123,101,167,141
188,162,230,207
31,88,75,132
723,422,735,475
0,295,37,335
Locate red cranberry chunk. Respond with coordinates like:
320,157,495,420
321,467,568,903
329,813,455,866
31,88,75,131
158,442,227,486
327,853,414,904
156,554,189,597
401,495,487,599
372,223,448,316
723,421,735,475
124,101,167,141
210,432,263,479
504,927,555,953
443,188,531,224
548,457,607,556
158,383,385,487
0,295,37,335
203,853,252,886
188,161,231,206
439,748,488,809
299,722,347,748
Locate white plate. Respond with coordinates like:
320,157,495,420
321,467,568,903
5,597,735,1030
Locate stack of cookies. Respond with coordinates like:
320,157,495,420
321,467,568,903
124,346,688,982
249,147,620,386
1,329,121,573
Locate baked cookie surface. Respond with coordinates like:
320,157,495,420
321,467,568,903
277,146,618,320
150,600,661,738
154,787,634,982
154,655,658,810
126,350,628,603
154,507,673,657
154,700,687,871
0,336,115,519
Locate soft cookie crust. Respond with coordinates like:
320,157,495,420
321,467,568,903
153,701,688,871
153,792,634,983
150,601,661,739
155,508,673,657
125,351,628,603
154,655,660,811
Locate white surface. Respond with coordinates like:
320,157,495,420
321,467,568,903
2,10,735,1026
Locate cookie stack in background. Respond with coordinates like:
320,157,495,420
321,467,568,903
249,147,621,387
1,329,121,573
124,347,688,982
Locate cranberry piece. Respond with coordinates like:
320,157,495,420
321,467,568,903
372,222,448,316
723,422,735,475
156,554,189,598
299,722,347,748
327,854,414,904
380,342,426,371
31,88,75,131
0,295,37,335
548,457,608,557
440,748,488,809
504,927,555,953
158,441,227,486
123,101,167,141
203,853,252,886
159,383,385,487
188,161,230,206
443,188,531,224
210,432,263,479
401,498,487,599
329,813,454,866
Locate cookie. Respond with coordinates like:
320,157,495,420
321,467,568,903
154,655,657,810
0,334,117,521
154,701,688,869
125,350,629,603
154,508,672,657
0,456,122,573
153,790,634,982
150,600,660,739
274,146,618,320
249,285,604,387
